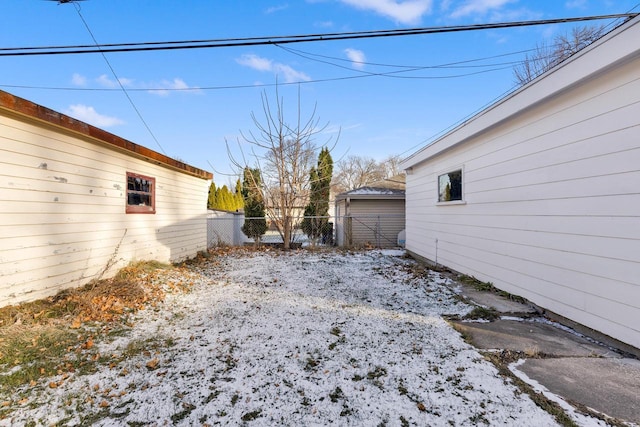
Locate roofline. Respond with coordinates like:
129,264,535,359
0,90,213,180
400,14,640,170
335,192,406,201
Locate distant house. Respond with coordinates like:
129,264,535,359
0,90,212,307
400,16,640,350
334,175,405,248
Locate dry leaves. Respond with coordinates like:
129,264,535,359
145,358,160,370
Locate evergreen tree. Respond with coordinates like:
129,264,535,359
208,180,246,211
219,185,232,211
207,182,216,209
234,178,244,211
301,147,333,243
241,167,268,244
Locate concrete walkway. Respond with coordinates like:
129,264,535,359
450,280,640,425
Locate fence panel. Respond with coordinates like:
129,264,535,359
336,214,405,248
207,213,334,248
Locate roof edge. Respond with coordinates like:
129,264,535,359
335,187,406,201
400,14,640,170
0,90,213,180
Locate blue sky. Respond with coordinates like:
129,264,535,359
2,0,638,181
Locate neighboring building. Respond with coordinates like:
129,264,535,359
0,90,212,307
400,16,640,350
335,175,405,248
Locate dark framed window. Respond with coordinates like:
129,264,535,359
438,169,463,202
126,172,156,214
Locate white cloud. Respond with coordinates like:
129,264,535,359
96,74,133,88
565,0,587,9
64,104,124,128
71,73,87,86
237,54,274,72
265,4,289,13
449,0,515,19
344,48,366,69
275,64,311,82
315,20,334,28
338,0,433,25
148,78,201,97
236,54,311,83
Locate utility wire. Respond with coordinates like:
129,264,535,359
0,63,515,94
72,3,167,155
0,14,636,56
0,44,544,93
278,44,526,69
275,44,517,78
0,21,624,94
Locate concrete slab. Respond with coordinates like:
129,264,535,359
517,357,640,423
452,319,620,358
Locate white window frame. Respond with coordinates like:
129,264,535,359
436,165,465,205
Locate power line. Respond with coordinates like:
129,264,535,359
72,3,168,155
0,16,629,95
275,44,518,78
277,44,527,69
0,14,636,57
0,63,516,94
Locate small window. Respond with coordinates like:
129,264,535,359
438,169,463,202
126,172,156,214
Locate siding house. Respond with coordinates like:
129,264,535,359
335,175,405,248
400,16,640,350
0,90,212,307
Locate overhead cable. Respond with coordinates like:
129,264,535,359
0,14,636,56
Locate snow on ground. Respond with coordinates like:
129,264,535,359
2,250,560,426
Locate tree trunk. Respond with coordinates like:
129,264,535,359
283,215,291,250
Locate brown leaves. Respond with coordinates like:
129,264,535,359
81,337,94,350
146,358,160,370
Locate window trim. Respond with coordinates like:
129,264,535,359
436,166,465,205
126,172,156,214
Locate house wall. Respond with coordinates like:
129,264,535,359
405,53,640,348
337,198,405,248
0,110,210,306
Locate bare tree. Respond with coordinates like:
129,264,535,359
513,25,605,86
333,154,406,193
229,87,337,249
380,154,403,179
333,155,385,193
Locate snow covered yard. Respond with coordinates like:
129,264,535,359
1,249,560,426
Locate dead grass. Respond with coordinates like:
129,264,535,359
0,260,179,392
463,306,500,321
0,261,174,330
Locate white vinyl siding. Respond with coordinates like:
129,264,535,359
0,113,209,306
404,36,640,348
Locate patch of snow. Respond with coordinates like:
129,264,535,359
347,188,397,195
2,251,562,426
376,249,405,257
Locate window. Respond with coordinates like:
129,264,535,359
438,169,463,202
126,172,156,214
